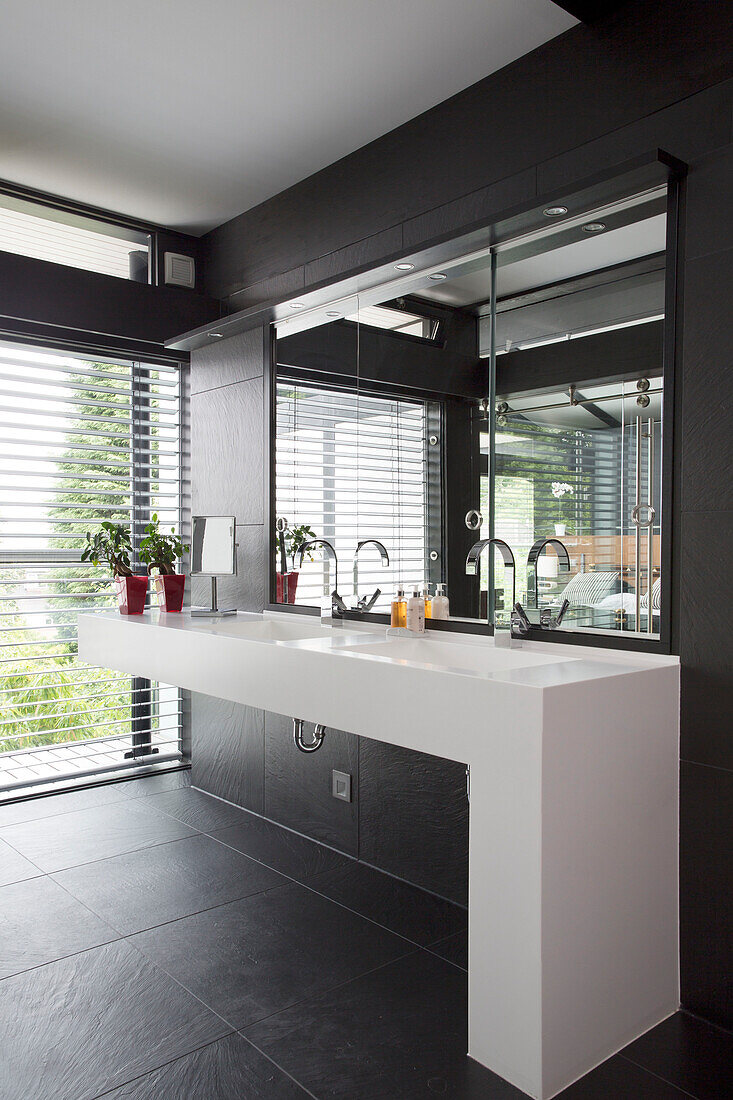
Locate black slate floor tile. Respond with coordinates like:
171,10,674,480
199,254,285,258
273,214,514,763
0,939,229,1100
130,880,415,1030
307,860,467,946
0,875,118,979
0,836,41,886
245,950,524,1099
0,798,197,872
0,770,191,829
54,833,287,935
143,786,253,833
427,929,468,970
94,1032,310,1099
621,1011,733,1100
122,769,192,799
555,1054,695,1098
211,812,353,882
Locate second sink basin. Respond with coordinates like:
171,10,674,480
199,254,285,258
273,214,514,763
341,637,575,675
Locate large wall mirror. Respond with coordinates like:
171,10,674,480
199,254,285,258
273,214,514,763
271,180,672,645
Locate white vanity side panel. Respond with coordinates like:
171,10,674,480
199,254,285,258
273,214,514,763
467,720,544,1098
539,665,680,1099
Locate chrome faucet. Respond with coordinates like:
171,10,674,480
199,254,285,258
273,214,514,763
526,538,571,608
352,539,389,612
298,539,347,622
465,538,516,642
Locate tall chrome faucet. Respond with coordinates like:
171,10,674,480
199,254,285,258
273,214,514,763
352,539,389,612
526,537,571,608
465,537,516,642
298,539,347,622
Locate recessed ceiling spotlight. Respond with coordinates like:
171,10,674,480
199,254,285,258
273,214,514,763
428,272,447,281
394,262,415,271
543,205,568,217
208,331,224,338
326,311,342,318
582,222,606,233
289,301,304,309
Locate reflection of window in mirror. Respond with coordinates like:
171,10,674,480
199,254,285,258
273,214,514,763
274,291,490,620
491,186,667,639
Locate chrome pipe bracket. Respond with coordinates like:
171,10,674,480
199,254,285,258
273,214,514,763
292,718,326,754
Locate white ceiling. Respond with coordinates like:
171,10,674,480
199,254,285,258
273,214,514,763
0,1,576,234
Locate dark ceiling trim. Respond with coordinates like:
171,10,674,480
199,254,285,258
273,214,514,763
551,2,629,22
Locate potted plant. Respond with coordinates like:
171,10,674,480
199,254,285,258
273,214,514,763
275,522,316,603
551,481,574,537
81,522,148,614
139,514,190,612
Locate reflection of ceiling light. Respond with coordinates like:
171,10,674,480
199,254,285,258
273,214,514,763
543,205,568,216
326,311,341,318
428,272,447,281
394,262,414,271
208,332,224,338
582,222,606,233
289,301,304,309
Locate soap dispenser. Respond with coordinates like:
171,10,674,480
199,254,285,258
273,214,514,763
406,588,425,633
390,586,407,628
432,583,450,620
421,585,432,618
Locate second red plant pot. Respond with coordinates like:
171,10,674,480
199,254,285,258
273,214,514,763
153,573,186,612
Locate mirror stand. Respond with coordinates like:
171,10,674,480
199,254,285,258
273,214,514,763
191,575,236,617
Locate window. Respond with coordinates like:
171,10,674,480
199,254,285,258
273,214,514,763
275,379,429,612
0,339,183,795
0,192,150,280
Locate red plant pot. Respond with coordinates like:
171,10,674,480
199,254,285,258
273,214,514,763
276,571,299,604
115,574,148,615
153,573,186,612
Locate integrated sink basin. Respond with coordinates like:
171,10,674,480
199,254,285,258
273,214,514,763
188,614,366,643
341,636,576,675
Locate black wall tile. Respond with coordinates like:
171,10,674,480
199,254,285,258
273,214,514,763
679,510,733,771
679,250,733,515
264,711,359,856
402,168,536,251
190,697,264,814
303,225,403,286
190,328,265,394
680,762,733,1030
537,80,733,198
685,144,733,262
359,740,468,905
225,266,306,312
191,377,264,524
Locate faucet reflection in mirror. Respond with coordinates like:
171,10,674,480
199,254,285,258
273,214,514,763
353,539,390,612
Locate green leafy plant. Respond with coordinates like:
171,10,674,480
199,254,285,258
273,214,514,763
278,523,316,570
81,521,134,577
138,513,189,575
